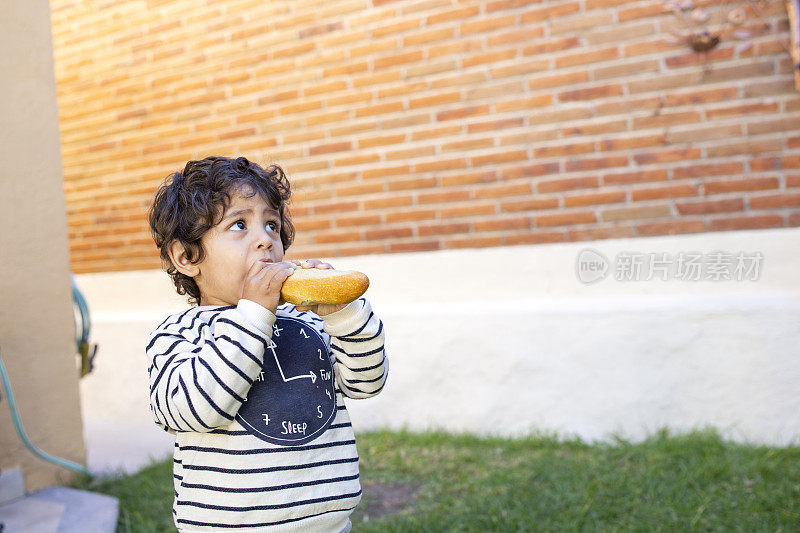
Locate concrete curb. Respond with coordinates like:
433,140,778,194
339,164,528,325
0,486,118,533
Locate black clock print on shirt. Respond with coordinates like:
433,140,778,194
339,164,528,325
236,316,337,446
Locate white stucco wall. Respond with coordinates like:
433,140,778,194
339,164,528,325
76,227,800,473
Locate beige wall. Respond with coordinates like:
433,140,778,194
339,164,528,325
0,1,86,491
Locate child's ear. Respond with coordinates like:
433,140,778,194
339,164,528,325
167,240,201,278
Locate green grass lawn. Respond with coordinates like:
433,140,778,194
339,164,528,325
73,427,800,532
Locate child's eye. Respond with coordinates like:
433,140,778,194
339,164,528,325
266,221,279,232
231,220,246,231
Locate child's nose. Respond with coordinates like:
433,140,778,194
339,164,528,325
253,227,272,249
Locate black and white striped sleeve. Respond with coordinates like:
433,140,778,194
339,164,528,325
146,301,275,432
322,298,388,399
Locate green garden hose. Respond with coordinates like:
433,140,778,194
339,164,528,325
72,274,97,377
0,348,92,477
0,274,96,477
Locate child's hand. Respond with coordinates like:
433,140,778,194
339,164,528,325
241,260,296,315
289,259,348,316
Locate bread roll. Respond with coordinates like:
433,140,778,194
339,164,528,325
280,268,369,306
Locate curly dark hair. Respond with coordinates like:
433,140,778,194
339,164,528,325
148,156,295,306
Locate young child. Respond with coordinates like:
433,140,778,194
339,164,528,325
146,156,388,532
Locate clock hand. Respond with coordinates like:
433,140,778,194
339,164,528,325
268,339,316,383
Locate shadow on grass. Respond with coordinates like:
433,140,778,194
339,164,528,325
354,479,422,524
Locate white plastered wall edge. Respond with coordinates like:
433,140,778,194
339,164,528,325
76,227,800,473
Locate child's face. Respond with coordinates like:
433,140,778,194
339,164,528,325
194,186,285,306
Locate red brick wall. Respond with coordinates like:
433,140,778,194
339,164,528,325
51,0,800,273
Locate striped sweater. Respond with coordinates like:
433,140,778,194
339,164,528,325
146,297,388,532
